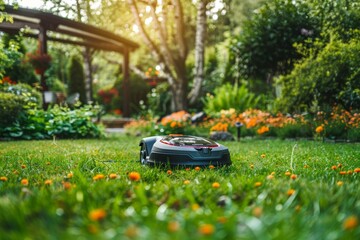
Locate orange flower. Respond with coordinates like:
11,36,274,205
44,179,52,185
315,125,324,133
185,168,190,171
217,216,227,224
343,215,358,230
109,173,117,179
285,171,291,176
212,182,220,188
125,225,138,238
93,174,105,181
257,126,269,135
183,180,190,185
252,207,263,218
331,165,337,170
170,121,177,128
290,174,297,180
21,165,26,169
339,171,347,175
89,209,106,221
63,181,72,190
128,172,141,181
167,170,172,175
0,176,8,181
209,165,215,169
199,224,215,236
266,175,274,180
354,168,360,173
254,182,262,187
67,173,73,179
168,221,180,232
21,179,29,186
194,166,201,171
287,189,295,196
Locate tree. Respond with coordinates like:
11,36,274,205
228,0,319,88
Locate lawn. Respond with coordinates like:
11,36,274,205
0,136,359,239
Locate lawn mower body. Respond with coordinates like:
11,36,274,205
139,135,231,167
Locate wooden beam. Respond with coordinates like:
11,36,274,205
4,5,139,50
122,49,131,117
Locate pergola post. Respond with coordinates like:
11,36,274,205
38,22,49,109
122,48,130,117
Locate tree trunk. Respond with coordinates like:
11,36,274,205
189,0,208,105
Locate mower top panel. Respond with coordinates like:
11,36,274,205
139,135,232,167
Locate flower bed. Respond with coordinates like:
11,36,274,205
125,108,360,141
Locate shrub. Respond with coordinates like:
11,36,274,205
203,83,261,115
67,56,86,103
0,92,26,126
276,38,360,112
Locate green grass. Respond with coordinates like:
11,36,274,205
0,136,359,239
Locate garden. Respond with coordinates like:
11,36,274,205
1,0,360,239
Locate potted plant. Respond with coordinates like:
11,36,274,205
27,52,51,75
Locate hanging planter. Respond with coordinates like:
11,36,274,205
27,52,51,75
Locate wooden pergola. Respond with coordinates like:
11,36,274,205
0,5,139,117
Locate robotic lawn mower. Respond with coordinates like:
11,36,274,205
139,135,231,167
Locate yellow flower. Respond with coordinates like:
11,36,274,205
128,172,141,181
212,182,220,188
183,180,190,185
198,224,215,236
67,172,73,179
254,182,262,187
89,208,106,221
285,171,291,176
0,176,8,182
21,164,26,169
336,181,344,186
260,154,266,158
21,179,29,186
343,215,358,230
44,179,52,185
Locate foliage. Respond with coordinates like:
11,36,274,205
1,137,360,239
228,0,319,84
0,103,104,140
67,55,86,103
0,82,42,127
276,37,360,112
0,92,26,126
203,83,261,115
